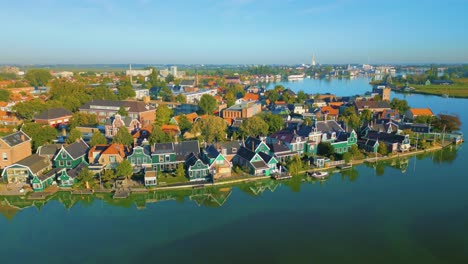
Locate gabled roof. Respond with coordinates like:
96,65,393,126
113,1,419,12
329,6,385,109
320,105,339,116
209,141,242,156
297,125,313,137
315,120,344,133
270,130,302,144
186,152,205,167
101,143,126,157
36,144,61,157
153,142,175,154
16,154,50,175
236,146,256,161
267,142,291,154
1,131,31,147
243,93,259,101
175,140,200,161
38,168,62,181
355,100,391,110
180,80,196,86
63,139,89,160
251,160,269,170
364,131,407,144
245,137,268,151
258,151,275,163
408,108,434,116
65,163,87,179
35,108,72,120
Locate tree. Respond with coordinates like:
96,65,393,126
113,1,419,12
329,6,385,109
390,98,410,114
69,112,99,128
296,90,307,102
22,123,58,151
24,69,53,87
339,107,361,131
198,94,218,115
148,124,173,144
258,112,284,134
225,91,236,107
177,114,192,133
159,85,173,102
155,105,173,126
433,114,461,133
0,89,11,102
175,94,187,103
304,117,313,126
317,142,334,157
117,106,128,116
89,131,107,146
13,99,49,120
67,128,82,144
101,169,117,188
175,163,185,178
112,128,133,146
360,109,373,123
165,74,175,83
239,116,269,137
378,143,388,156
191,115,227,143
115,159,133,179
287,155,303,177
349,144,363,160
76,168,95,189
117,81,136,100
265,89,279,104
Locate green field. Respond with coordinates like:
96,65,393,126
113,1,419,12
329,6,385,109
412,78,468,98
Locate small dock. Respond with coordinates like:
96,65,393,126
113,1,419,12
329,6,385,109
272,174,292,181
113,188,130,199
337,164,352,170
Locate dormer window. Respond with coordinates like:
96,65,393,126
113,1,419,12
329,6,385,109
232,148,237,153
61,152,67,159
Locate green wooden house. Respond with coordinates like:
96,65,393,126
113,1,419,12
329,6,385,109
57,163,87,187
1,154,52,191
186,153,210,181
31,168,62,191
127,146,152,168
358,139,379,153
151,141,200,172
245,137,270,154
54,139,89,169
258,152,279,173
299,121,357,155
232,146,271,176
201,144,233,179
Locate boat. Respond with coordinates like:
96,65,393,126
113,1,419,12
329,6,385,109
287,74,305,81
442,94,449,98
308,171,329,179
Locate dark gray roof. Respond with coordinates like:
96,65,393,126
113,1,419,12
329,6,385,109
236,146,256,161
364,131,407,144
186,152,204,167
258,152,274,163
180,80,196,86
251,160,269,170
35,108,72,120
355,100,390,110
38,168,62,181
209,141,242,156
65,163,87,179
1,131,31,147
315,120,344,133
245,137,263,151
267,142,291,154
153,143,175,154
175,141,200,161
80,100,155,113
204,145,220,159
64,139,89,159
297,125,313,137
37,144,61,157
16,154,50,175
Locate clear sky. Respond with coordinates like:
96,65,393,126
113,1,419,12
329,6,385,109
1,0,467,65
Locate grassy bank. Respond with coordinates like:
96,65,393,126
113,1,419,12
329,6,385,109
412,78,468,98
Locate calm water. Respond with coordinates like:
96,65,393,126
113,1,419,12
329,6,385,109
1,78,467,264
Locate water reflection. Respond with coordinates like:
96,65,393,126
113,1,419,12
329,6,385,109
0,147,460,220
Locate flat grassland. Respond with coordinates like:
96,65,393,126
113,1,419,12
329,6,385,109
412,78,468,98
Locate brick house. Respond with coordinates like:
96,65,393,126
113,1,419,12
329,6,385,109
0,131,32,169
79,100,155,125
34,108,73,127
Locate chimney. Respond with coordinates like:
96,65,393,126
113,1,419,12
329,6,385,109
251,140,254,152
221,148,227,156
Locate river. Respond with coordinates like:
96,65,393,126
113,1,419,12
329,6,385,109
0,78,467,263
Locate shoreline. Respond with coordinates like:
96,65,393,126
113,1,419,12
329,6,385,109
0,142,456,199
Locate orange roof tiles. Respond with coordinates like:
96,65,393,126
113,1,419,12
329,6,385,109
409,108,434,116
320,106,339,116
162,124,181,133
328,102,344,107
243,93,259,102
102,143,126,157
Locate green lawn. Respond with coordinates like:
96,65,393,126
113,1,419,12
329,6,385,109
157,173,188,185
412,78,468,98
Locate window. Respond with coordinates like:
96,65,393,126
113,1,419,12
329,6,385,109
109,156,116,163
2,152,7,161
61,152,67,159
59,161,64,166
165,155,170,162
66,161,71,167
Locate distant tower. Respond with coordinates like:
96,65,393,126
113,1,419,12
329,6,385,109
311,54,316,67
129,64,133,84
170,66,177,77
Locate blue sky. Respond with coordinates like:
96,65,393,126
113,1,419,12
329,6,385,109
1,0,467,64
